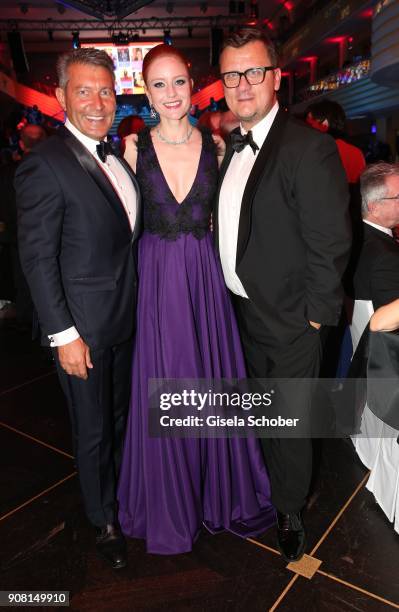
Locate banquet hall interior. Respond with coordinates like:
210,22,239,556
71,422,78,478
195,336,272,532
0,0,399,609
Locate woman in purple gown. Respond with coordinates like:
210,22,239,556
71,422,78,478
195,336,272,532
117,44,275,554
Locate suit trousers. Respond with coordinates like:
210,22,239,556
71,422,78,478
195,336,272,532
232,294,322,514
55,338,133,527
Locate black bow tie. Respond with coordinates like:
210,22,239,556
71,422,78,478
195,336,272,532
96,140,114,163
231,130,259,155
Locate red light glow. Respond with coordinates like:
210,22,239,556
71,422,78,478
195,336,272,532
326,36,347,44
263,19,274,30
361,8,373,18
283,1,294,10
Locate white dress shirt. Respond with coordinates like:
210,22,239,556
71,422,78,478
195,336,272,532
363,219,393,237
48,120,137,347
218,102,279,298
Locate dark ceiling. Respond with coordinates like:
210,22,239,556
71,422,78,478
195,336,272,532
62,0,156,19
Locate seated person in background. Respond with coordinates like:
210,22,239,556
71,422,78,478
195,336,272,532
347,170,399,439
359,297,399,433
197,110,223,136
370,298,399,332
305,100,365,184
306,100,365,271
0,123,47,325
117,115,145,139
219,109,240,139
197,110,240,140
305,101,363,376
353,162,399,310
117,115,145,155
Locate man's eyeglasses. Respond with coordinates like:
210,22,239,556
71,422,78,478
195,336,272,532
220,66,275,88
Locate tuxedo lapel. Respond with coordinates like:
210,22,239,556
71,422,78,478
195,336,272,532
219,132,238,182
59,127,132,235
214,134,237,252
236,108,288,267
117,155,142,243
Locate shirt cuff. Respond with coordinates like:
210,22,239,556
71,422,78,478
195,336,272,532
48,326,80,347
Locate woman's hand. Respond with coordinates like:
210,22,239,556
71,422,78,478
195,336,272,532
123,133,139,172
212,134,226,168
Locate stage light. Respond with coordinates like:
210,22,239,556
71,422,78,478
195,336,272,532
72,31,80,49
163,29,172,45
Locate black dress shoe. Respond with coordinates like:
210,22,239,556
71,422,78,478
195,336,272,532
95,523,127,569
276,511,306,562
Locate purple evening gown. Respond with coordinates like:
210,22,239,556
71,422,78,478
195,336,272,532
117,127,275,554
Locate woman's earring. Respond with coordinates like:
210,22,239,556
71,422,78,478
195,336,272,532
150,105,158,119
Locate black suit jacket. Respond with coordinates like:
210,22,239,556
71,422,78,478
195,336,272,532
15,126,141,349
215,108,351,345
353,222,399,310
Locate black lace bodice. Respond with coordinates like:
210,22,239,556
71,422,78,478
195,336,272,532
136,126,218,241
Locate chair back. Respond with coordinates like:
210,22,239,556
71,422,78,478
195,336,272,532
349,299,374,352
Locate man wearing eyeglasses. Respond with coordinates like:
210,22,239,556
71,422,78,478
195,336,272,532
353,162,399,309
214,29,351,562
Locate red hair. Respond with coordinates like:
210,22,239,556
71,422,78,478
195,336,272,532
142,44,190,84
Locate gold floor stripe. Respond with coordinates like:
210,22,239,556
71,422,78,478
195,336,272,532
265,471,372,610
247,536,398,610
0,472,77,523
0,421,74,460
0,370,56,397
310,471,370,556
269,575,299,611
317,570,399,609
246,538,280,556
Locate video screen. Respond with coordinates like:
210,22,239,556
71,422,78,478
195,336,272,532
82,42,160,95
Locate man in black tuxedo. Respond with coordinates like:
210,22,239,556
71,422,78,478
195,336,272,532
215,29,350,561
15,48,141,569
353,162,399,309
